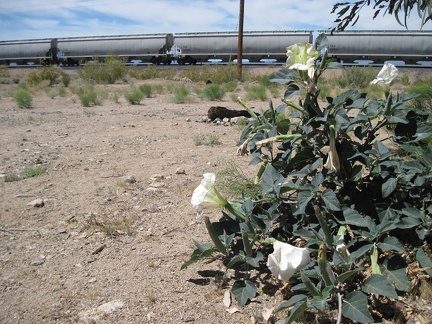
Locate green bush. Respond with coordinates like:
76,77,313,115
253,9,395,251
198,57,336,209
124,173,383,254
139,84,152,98
15,89,32,108
60,72,71,87
407,77,432,113
245,84,268,101
183,36,432,323
78,55,127,84
178,64,242,84
171,85,193,103
336,66,378,89
125,89,144,104
193,133,222,146
202,83,226,101
74,85,101,107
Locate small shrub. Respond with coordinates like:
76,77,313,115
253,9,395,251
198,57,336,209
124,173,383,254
58,87,67,97
23,165,46,178
203,83,226,101
139,84,152,98
172,85,193,103
245,85,268,101
223,81,238,92
74,85,101,107
125,89,144,104
216,161,262,198
60,72,71,87
4,173,20,182
407,78,432,112
15,89,32,108
152,84,164,94
335,66,378,89
78,55,127,84
193,134,222,146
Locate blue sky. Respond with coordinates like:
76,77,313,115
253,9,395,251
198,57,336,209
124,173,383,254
0,0,429,41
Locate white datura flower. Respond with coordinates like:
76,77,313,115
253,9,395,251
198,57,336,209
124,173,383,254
370,62,398,85
191,173,227,218
286,42,319,80
267,241,310,281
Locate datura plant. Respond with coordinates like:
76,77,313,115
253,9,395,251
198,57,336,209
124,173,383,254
182,34,432,323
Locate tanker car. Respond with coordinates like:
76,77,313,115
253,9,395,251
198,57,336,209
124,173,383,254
173,30,313,64
320,30,432,64
0,30,431,66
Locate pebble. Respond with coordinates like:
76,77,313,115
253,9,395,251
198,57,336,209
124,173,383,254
124,175,136,184
27,198,44,208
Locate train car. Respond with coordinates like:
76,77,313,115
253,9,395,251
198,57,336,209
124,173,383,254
57,33,174,65
173,31,313,64
319,30,432,64
0,38,54,65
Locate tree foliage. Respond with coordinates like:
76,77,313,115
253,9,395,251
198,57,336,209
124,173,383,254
332,0,432,31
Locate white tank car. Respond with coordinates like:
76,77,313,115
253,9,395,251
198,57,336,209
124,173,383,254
319,30,432,64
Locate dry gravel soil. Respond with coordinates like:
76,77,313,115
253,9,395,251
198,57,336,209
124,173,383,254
1,67,431,324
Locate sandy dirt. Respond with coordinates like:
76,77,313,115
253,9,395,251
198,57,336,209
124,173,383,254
0,66,431,324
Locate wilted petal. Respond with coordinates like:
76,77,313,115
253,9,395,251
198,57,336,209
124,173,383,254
267,241,310,281
370,62,398,85
324,122,340,172
336,243,350,260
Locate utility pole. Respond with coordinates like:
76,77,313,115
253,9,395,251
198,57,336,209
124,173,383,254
237,0,244,81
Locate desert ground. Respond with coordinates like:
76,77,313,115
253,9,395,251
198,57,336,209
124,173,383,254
1,66,431,324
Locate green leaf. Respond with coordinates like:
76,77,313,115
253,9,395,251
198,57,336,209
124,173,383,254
180,243,214,270
378,236,405,252
362,274,398,299
274,294,307,313
244,251,264,268
342,291,374,323
311,286,333,311
283,300,308,324
416,248,432,277
301,271,321,297
380,266,411,292
337,269,360,283
382,177,398,198
269,69,298,85
284,84,301,99
342,207,371,227
322,188,341,211
261,164,284,195
231,280,257,306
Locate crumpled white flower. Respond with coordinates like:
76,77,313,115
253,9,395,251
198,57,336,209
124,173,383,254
191,173,227,218
336,243,351,261
370,62,399,85
286,42,319,80
323,122,340,172
267,241,310,281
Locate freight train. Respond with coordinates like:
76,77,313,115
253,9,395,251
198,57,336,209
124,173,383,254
0,30,431,66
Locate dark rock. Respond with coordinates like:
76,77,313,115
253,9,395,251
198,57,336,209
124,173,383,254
207,106,253,121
